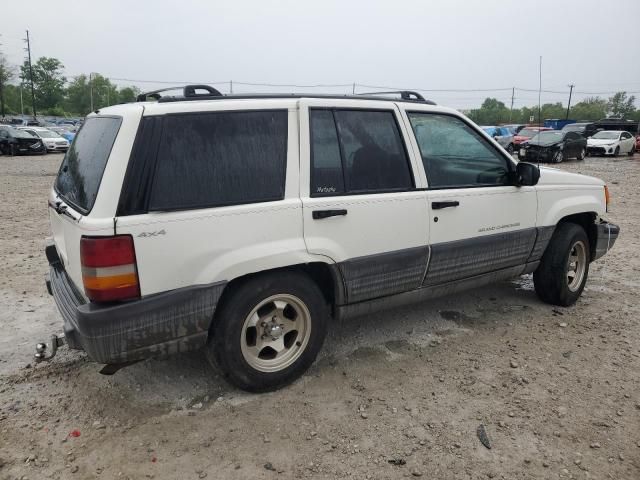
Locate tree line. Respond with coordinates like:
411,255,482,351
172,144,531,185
0,54,140,117
1,52,639,121
467,93,639,126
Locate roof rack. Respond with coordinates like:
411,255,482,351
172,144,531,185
136,85,223,102
135,84,436,105
355,90,428,102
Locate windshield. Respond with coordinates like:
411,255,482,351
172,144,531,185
591,131,620,140
529,131,563,145
35,130,63,139
13,129,38,139
518,128,540,138
55,117,121,213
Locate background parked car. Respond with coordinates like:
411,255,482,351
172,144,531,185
520,130,586,163
482,126,514,152
636,135,640,152
17,127,70,152
587,130,636,156
47,126,76,143
561,122,598,138
0,126,47,156
502,124,526,134
513,126,552,151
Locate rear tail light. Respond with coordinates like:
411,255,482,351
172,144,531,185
80,235,140,302
604,185,611,212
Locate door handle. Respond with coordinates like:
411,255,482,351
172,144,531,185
432,201,459,210
312,209,348,220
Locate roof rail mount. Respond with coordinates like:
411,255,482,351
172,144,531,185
356,90,427,102
136,84,223,102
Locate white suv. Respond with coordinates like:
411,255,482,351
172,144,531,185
42,86,619,391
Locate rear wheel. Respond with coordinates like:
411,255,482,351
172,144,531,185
534,223,590,306
577,147,586,161
206,271,329,392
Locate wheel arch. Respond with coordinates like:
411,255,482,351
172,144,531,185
213,261,344,328
557,212,598,260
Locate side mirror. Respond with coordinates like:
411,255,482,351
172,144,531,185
515,162,540,186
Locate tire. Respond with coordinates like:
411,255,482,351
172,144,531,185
614,146,620,157
533,223,590,306
9,144,16,157
552,150,564,163
628,145,635,156
206,271,329,392
577,147,586,161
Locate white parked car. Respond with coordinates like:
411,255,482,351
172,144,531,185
586,130,636,156
39,86,619,392
17,126,70,152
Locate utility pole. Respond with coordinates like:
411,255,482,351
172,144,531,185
20,81,24,115
0,34,5,119
537,56,542,127
509,87,515,122
24,30,37,119
229,80,233,94
565,84,574,120
89,72,94,111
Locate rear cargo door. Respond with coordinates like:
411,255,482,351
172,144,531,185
49,109,142,291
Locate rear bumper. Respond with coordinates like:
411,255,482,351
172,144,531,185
45,243,225,364
592,220,619,261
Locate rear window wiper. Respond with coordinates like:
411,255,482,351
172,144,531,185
49,200,80,222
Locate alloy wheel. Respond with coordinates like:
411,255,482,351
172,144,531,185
240,294,312,373
566,240,587,292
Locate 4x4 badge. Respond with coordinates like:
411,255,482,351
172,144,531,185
137,229,166,238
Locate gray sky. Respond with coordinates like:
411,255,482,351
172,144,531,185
3,0,640,109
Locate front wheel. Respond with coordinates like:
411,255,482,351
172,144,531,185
552,150,564,163
534,223,590,306
206,271,329,392
614,146,620,157
628,145,635,156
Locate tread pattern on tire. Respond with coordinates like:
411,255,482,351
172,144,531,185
533,222,589,307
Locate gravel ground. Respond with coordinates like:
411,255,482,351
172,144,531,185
0,152,639,479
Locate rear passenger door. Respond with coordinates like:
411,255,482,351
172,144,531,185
401,109,539,286
299,99,429,304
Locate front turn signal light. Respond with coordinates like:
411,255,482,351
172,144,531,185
604,185,611,212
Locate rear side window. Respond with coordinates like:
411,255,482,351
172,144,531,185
149,110,287,211
310,109,413,196
55,117,121,213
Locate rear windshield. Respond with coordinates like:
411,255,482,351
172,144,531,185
54,116,121,213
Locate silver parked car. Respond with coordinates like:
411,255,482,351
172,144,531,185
482,126,515,153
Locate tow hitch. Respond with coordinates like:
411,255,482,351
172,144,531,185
34,334,66,362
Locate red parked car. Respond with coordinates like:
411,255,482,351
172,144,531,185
515,127,553,157
635,135,639,153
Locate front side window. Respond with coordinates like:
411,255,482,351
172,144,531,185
149,110,288,211
310,109,413,196
408,113,511,188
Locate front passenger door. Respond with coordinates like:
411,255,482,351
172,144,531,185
403,111,539,286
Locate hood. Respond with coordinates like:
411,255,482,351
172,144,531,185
587,138,618,146
537,166,604,187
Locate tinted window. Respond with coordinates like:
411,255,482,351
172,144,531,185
149,110,287,211
310,109,413,196
55,117,121,213
408,113,510,188
310,110,344,195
